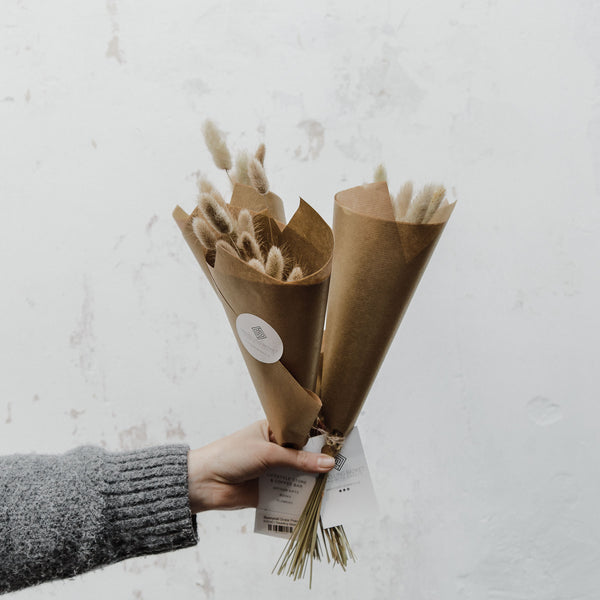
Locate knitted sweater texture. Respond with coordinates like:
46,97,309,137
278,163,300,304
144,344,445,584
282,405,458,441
0,445,198,594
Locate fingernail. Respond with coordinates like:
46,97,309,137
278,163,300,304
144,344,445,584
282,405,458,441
317,455,335,469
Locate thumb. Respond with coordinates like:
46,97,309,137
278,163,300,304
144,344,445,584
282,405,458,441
265,445,336,473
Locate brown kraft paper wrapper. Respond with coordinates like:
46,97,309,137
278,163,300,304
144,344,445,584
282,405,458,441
173,184,334,448
319,181,455,436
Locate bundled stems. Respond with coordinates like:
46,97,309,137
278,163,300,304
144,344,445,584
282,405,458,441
274,473,328,587
324,525,355,569
274,452,355,585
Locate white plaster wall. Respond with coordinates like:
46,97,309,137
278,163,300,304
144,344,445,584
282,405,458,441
1,0,599,598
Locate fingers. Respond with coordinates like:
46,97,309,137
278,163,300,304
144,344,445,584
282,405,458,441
250,420,336,473
266,445,335,473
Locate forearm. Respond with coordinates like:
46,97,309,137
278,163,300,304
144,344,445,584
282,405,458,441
0,445,197,594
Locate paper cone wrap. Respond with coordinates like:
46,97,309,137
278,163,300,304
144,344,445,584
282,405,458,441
320,182,455,436
173,185,333,448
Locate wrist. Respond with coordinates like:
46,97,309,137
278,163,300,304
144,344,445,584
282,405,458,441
187,447,215,513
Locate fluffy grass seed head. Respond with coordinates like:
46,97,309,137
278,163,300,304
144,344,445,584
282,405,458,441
248,157,269,195
233,151,251,186
255,143,266,165
237,231,263,262
423,185,446,224
198,175,226,207
287,266,304,282
198,192,234,235
248,258,266,274
265,246,284,279
373,164,387,183
431,197,450,221
197,176,215,194
393,181,413,221
202,120,232,171
197,180,227,210
215,238,237,256
191,216,217,250
211,188,228,209
404,184,435,224
237,209,255,237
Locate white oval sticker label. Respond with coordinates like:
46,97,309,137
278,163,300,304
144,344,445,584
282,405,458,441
235,313,283,364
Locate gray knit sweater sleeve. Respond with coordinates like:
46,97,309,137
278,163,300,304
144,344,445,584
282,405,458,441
0,445,198,594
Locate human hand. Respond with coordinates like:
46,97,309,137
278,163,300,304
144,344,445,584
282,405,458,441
187,420,335,513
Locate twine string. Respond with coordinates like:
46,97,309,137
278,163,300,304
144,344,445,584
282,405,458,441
313,425,345,454
324,433,345,453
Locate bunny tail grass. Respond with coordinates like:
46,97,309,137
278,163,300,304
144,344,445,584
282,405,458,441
404,184,435,224
255,143,266,165
286,265,304,282
423,185,446,224
233,151,251,186
198,192,234,235
237,209,255,237
237,231,263,262
265,246,284,279
373,163,387,182
393,180,413,220
431,197,450,222
215,238,237,255
198,178,227,209
248,157,269,195
202,120,232,171
247,258,266,273
197,176,215,194
191,217,217,250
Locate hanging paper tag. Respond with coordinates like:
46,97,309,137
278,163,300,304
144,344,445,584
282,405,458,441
319,427,378,529
254,428,378,538
254,436,321,538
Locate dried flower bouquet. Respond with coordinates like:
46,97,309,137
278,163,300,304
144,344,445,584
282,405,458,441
276,179,455,581
174,122,333,448
173,122,455,582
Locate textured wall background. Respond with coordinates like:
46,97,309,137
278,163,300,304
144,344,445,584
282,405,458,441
1,1,599,598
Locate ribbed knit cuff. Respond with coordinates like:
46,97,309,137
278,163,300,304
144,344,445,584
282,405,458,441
102,445,198,560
